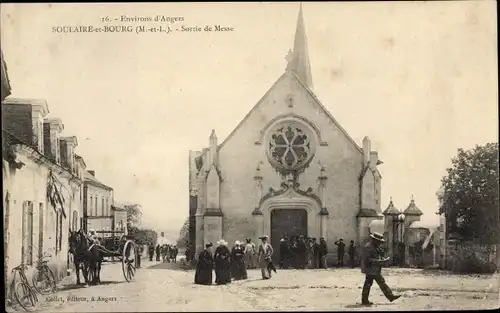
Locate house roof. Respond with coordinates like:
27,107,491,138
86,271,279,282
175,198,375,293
84,171,113,190
2,130,23,163
74,154,87,168
403,198,423,216
3,98,50,116
357,208,382,218
382,198,401,216
111,204,127,212
409,220,439,229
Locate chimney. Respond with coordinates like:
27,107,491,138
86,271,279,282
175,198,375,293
88,170,95,176
60,136,78,172
2,98,49,152
43,118,64,164
362,136,371,166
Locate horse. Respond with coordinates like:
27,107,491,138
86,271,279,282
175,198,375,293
68,230,103,285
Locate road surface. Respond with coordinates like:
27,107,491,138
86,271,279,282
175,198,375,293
11,260,499,312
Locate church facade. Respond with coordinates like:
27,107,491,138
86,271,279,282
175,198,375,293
188,6,384,260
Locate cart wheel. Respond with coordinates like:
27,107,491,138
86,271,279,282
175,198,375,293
122,240,137,282
14,281,38,311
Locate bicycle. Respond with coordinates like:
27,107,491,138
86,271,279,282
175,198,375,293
32,254,57,295
11,264,39,311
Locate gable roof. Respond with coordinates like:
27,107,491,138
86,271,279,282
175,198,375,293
217,72,288,151
217,70,363,154
84,171,113,190
291,71,362,153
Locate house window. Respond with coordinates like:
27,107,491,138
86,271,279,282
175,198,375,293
72,211,78,231
95,197,98,216
55,209,63,253
90,196,93,216
22,201,34,265
102,198,105,216
58,210,63,252
55,210,59,253
38,203,44,262
105,198,109,216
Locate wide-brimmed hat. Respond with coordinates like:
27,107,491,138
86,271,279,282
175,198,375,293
259,235,268,240
246,238,251,243
370,232,385,242
217,239,228,246
205,242,213,248
235,240,241,245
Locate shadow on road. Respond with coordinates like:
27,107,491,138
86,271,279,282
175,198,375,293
144,260,193,271
58,280,124,291
345,303,397,308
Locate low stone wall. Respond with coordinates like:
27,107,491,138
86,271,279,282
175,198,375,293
447,241,497,273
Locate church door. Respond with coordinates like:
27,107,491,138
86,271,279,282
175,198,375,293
270,209,307,263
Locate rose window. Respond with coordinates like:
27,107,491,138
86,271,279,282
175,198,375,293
268,125,314,170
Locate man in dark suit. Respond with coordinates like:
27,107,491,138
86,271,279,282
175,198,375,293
334,238,346,267
360,232,401,306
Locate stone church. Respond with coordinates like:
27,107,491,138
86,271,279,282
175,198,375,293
188,5,384,260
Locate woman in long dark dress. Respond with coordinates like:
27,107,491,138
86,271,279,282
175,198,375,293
156,244,162,261
214,240,231,285
231,241,247,280
194,243,214,285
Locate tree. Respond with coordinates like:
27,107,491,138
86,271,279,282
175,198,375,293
129,226,157,246
125,204,142,229
438,143,499,244
176,218,190,248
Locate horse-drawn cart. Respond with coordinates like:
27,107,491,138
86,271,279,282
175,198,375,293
97,231,138,282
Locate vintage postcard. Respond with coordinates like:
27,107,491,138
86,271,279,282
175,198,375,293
1,1,498,312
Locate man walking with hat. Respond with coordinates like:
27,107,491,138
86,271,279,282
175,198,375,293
360,232,401,306
257,235,274,279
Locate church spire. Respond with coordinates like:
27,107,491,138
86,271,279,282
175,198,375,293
287,3,313,89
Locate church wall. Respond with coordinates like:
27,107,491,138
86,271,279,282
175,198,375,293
288,76,364,248
216,73,366,250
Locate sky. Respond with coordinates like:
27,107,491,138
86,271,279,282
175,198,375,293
1,2,497,235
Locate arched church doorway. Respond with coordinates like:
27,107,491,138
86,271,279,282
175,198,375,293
270,208,307,263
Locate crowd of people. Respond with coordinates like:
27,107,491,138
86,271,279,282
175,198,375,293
148,243,178,263
194,235,275,285
193,232,400,306
278,235,358,269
